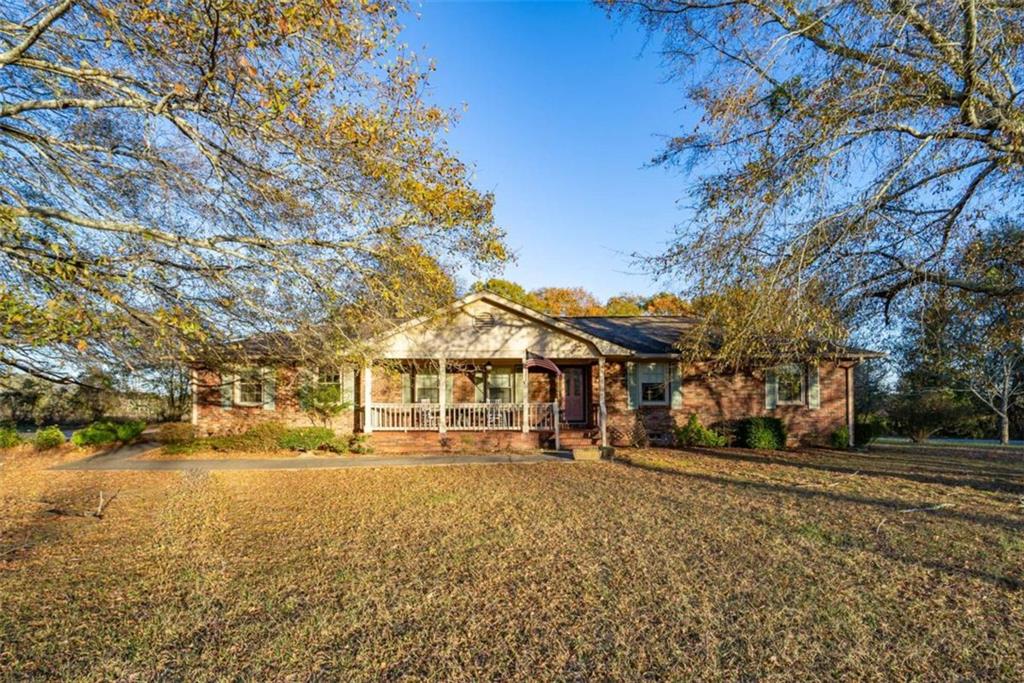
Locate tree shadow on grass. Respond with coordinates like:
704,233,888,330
633,463,1024,591
690,447,1024,497
621,457,1024,532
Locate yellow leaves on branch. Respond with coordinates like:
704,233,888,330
326,106,497,234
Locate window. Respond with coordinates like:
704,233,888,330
415,371,440,403
488,368,513,403
236,368,263,406
776,364,804,404
640,362,669,405
318,367,355,405
318,367,340,386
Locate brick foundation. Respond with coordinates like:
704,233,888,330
369,430,545,455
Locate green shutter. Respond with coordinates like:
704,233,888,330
262,368,276,411
513,365,524,404
342,368,356,406
807,363,820,410
670,363,684,409
765,369,778,410
445,372,454,404
401,371,412,403
626,362,639,409
220,373,234,409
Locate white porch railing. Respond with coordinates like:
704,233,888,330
369,402,557,432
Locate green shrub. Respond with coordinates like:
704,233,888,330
115,421,145,441
738,417,788,450
709,420,741,446
889,390,974,442
70,423,111,446
0,426,22,449
212,422,286,451
348,433,373,454
854,414,887,446
71,420,145,446
321,436,348,453
162,423,374,456
674,414,727,448
153,422,197,445
278,426,336,451
33,425,65,450
164,422,286,454
830,426,850,449
297,382,349,427
162,439,205,455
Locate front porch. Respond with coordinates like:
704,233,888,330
360,357,610,450
369,402,559,432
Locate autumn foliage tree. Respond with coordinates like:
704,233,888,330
0,0,505,383
531,287,605,316
472,279,692,317
941,225,1024,443
606,0,1024,364
644,292,693,316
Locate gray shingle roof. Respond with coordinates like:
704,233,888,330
557,316,701,354
558,316,884,358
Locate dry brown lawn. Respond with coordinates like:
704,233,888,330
137,446,310,460
1,443,1022,680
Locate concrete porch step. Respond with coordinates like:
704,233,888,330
545,429,600,448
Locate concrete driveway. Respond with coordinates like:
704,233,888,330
52,442,573,472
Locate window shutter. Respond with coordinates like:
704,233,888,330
401,371,412,403
765,368,778,410
342,368,356,406
262,368,276,411
670,363,684,409
445,373,455,404
221,373,235,409
807,363,820,410
626,362,639,409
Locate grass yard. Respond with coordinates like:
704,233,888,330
1,443,1023,680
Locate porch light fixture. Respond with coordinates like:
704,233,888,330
484,361,493,372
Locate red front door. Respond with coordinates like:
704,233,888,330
563,367,585,423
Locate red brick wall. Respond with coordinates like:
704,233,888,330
196,361,849,448
529,369,557,403
600,361,849,447
371,367,405,403
193,368,356,437
369,430,543,455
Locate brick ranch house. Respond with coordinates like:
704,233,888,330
191,292,880,453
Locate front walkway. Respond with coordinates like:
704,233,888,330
52,442,573,472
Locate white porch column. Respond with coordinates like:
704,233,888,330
362,363,373,434
522,351,529,433
438,356,447,434
598,357,608,448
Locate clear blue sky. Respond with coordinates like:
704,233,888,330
401,1,695,300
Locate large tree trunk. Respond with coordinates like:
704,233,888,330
1001,412,1011,445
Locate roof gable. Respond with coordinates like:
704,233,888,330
375,292,632,358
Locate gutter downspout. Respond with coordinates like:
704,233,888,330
846,364,855,448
